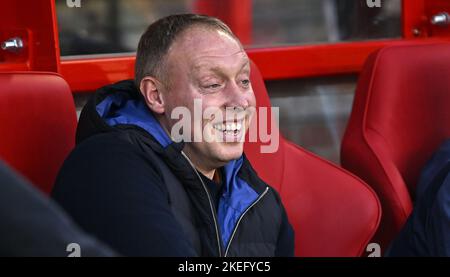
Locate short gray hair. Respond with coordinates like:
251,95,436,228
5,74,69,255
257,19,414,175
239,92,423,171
135,14,237,88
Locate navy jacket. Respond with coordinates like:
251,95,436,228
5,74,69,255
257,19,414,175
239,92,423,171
387,139,450,256
52,80,294,257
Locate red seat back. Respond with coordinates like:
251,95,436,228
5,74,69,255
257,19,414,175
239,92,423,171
0,72,77,194
245,61,381,256
341,43,450,250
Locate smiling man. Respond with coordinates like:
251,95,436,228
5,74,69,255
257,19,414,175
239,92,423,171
52,14,294,257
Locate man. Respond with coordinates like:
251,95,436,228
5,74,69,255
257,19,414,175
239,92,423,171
0,160,116,257
52,14,294,257
386,139,450,256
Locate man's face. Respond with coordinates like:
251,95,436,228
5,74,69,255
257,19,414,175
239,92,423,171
162,27,256,172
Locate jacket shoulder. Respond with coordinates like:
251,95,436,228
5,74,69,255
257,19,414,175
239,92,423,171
53,132,166,201
52,132,197,256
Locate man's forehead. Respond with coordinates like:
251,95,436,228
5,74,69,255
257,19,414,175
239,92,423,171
166,26,248,73
191,58,250,76
179,26,239,45
171,27,242,55
192,51,249,70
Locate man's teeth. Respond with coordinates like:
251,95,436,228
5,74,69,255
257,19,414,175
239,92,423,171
213,122,242,132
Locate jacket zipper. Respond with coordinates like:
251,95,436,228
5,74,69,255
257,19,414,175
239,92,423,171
224,186,269,257
181,151,223,257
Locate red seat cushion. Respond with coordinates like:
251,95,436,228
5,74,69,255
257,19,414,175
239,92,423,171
341,42,450,250
0,72,77,194
245,61,381,256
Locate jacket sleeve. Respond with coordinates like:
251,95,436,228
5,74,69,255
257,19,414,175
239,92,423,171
274,200,295,257
0,160,116,257
52,134,197,257
428,170,450,256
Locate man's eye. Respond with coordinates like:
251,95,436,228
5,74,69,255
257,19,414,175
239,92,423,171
205,84,221,89
241,79,250,87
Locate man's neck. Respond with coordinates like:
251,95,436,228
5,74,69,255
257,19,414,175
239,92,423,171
181,147,216,180
158,120,217,179
199,167,222,185
197,167,216,180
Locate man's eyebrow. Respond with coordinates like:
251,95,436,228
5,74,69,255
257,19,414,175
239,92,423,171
193,59,250,75
239,60,250,73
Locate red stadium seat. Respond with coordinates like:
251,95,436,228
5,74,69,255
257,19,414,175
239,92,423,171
341,43,450,251
244,61,381,257
0,72,77,194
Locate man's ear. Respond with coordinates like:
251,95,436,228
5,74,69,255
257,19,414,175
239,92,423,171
140,76,165,114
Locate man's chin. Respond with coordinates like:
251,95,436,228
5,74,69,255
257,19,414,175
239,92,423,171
214,143,244,162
